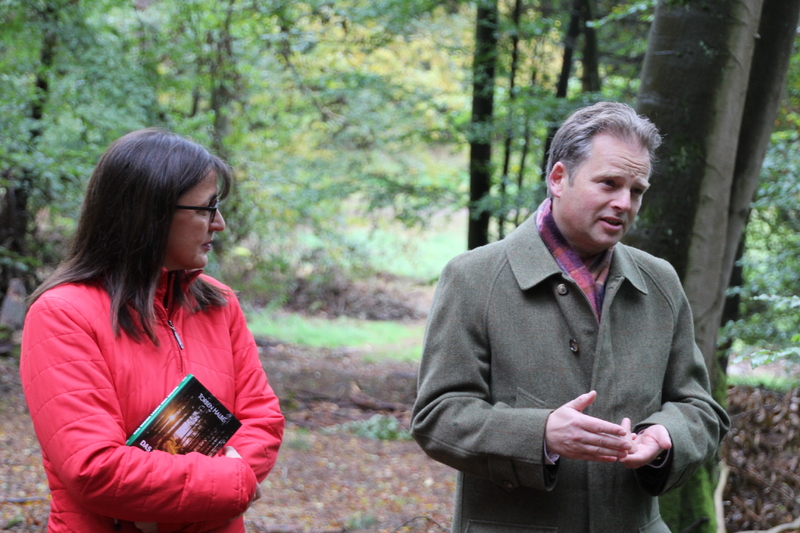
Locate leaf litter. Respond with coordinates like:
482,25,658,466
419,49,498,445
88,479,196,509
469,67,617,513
4,338,800,531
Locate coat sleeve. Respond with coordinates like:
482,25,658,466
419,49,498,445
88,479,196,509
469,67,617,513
20,293,260,527
632,265,730,496
411,256,557,491
223,291,284,482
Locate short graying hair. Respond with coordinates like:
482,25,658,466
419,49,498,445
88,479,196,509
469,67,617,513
546,101,661,183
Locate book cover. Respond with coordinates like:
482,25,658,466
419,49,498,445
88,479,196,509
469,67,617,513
126,374,241,456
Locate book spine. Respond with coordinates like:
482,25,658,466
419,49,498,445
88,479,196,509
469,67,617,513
125,374,194,447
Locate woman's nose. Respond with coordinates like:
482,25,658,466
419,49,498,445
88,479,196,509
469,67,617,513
211,210,226,231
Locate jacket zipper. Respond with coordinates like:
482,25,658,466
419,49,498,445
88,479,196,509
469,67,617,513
167,320,184,350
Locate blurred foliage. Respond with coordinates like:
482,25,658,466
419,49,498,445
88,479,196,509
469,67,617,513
0,0,659,302
468,0,654,239
0,0,661,302
0,0,473,299
724,131,800,366
328,414,412,441
4,0,800,372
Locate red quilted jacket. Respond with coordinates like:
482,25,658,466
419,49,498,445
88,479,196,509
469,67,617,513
20,270,284,532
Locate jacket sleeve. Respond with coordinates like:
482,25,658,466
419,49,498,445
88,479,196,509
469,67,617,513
162,293,284,533
411,257,557,492
223,291,284,482
20,293,260,526
633,266,730,496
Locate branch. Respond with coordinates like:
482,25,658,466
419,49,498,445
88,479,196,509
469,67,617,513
738,516,800,533
390,515,448,532
716,461,730,533
0,496,49,503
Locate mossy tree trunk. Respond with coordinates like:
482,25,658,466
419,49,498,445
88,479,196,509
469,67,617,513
632,1,800,531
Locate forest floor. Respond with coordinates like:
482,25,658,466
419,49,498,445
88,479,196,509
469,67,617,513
2,279,800,532
0,337,454,533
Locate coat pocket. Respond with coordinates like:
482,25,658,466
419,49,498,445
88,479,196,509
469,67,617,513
465,519,557,533
514,387,548,409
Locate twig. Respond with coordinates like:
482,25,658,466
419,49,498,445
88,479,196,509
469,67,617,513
349,382,407,412
390,515,448,532
727,462,795,500
680,517,709,533
727,400,784,422
0,496,49,503
738,515,800,533
716,460,730,533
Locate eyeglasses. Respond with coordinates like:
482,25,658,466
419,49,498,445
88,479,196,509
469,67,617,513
175,198,220,224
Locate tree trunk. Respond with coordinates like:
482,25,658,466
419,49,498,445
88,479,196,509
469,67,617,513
515,66,538,228
209,0,237,161
580,0,600,92
634,1,800,531
1,3,57,292
498,0,523,240
556,0,582,98
541,0,582,181
634,0,763,372
720,0,800,328
468,0,499,250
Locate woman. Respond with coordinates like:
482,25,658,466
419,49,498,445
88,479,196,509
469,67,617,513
20,129,284,532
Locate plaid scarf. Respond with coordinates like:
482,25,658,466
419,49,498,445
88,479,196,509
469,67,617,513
534,198,613,322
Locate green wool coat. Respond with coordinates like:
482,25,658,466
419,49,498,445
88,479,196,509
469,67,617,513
411,216,729,533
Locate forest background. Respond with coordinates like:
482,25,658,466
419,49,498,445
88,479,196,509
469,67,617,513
2,0,800,532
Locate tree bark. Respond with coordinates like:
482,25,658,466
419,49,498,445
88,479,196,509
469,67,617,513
634,2,800,530
1,3,58,291
498,0,523,240
720,0,800,322
209,0,237,161
580,0,600,92
541,0,582,181
634,0,763,371
468,0,499,250
556,0,582,98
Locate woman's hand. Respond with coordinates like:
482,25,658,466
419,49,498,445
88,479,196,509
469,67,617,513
223,446,262,515
130,448,259,532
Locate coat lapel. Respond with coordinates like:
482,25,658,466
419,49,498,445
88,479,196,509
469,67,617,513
504,216,562,291
504,214,650,296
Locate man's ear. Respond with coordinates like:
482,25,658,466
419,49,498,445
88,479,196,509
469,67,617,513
548,162,568,199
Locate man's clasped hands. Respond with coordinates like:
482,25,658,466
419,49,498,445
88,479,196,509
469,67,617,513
545,390,672,468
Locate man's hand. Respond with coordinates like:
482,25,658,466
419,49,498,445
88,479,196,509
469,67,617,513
544,391,636,462
618,422,672,469
134,522,157,533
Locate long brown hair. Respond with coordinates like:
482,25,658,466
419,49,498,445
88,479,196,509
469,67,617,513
30,128,233,343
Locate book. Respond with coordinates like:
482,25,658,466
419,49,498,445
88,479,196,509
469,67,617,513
126,374,241,456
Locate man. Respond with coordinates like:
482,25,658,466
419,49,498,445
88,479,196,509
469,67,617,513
411,102,729,532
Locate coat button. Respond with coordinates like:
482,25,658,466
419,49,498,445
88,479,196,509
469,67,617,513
557,284,569,295
569,339,579,354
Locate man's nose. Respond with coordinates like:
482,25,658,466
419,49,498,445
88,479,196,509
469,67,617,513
611,190,632,211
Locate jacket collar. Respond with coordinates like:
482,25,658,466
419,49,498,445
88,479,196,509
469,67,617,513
155,268,204,311
505,215,648,294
